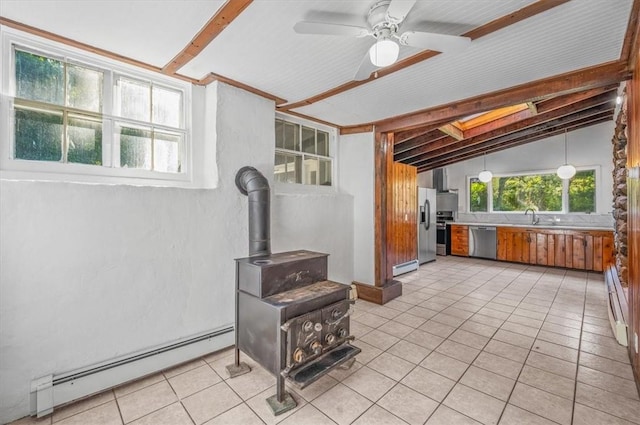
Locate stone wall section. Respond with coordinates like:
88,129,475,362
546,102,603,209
613,90,628,286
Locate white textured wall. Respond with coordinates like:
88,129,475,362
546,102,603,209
338,132,375,286
445,121,615,215
0,82,354,423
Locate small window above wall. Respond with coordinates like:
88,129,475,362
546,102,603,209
1,29,192,186
468,169,596,214
274,116,334,187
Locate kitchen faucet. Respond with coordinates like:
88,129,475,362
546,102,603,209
524,208,539,225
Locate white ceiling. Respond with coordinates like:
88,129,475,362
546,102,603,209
0,0,634,128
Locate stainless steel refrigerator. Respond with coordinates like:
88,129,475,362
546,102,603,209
418,187,437,264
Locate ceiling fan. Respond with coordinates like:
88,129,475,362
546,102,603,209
294,0,471,81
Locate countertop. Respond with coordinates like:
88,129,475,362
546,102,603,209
448,222,613,231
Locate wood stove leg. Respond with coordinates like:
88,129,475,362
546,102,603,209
225,286,251,378
266,324,296,415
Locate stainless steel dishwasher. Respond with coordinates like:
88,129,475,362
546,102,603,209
468,226,497,259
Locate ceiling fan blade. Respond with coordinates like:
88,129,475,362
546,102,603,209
386,0,416,23
354,50,378,81
294,21,369,37
399,31,471,53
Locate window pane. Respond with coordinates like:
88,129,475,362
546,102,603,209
469,178,488,212
274,152,288,182
319,159,331,186
120,126,152,170
302,126,315,154
304,156,318,185
283,122,299,151
67,116,102,165
120,78,150,121
67,64,103,112
154,131,181,173
15,50,64,105
275,119,285,149
317,130,329,157
14,107,63,161
569,170,596,213
293,155,302,184
493,174,562,212
152,85,181,127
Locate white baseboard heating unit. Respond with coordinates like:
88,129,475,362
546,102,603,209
392,259,419,277
604,266,628,346
31,325,234,417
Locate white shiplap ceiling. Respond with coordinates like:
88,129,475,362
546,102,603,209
0,0,634,128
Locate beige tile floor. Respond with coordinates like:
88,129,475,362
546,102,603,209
11,256,640,425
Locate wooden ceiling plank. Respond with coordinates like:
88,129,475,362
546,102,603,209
418,115,613,172
410,107,613,168
395,91,616,162
462,108,534,140
278,0,570,115
376,60,630,133
162,0,253,74
459,103,529,129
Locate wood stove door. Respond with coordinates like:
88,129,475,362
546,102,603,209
285,310,323,368
321,300,351,350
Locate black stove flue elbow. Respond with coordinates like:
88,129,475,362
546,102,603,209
235,166,271,257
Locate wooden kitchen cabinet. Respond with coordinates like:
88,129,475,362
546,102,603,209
450,224,469,256
497,226,613,271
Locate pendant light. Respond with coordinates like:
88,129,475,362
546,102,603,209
556,129,576,179
478,152,493,183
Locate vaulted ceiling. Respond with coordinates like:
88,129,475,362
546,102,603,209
1,0,638,166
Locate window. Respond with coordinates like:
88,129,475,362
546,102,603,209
274,117,333,186
2,32,190,184
469,169,596,213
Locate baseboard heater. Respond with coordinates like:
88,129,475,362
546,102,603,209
604,266,628,346
392,259,419,277
31,325,234,418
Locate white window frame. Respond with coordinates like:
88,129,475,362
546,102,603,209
1,27,193,187
467,166,599,214
274,113,337,192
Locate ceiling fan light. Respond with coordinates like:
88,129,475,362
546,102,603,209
556,164,576,179
369,38,399,67
478,170,493,183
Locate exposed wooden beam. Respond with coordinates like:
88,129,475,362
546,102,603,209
394,123,450,144
376,60,630,133
162,0,253,74
278,0,570,115
438,124,464,140
462,108,534,140
535,85,618,114
395,92,616,162
418,114,613,171
410,106,614,168
621,0,640,69
0,17,194,84
340,125,374,135
197,72,287,104
394,131,451,155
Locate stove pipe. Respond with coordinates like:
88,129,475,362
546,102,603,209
235,166,271,257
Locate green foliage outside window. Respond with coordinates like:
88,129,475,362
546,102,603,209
569,170,596,213
469,178,488,212
468,169,596,213
493,174,562,212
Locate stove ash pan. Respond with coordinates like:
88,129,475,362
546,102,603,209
227,250,360,416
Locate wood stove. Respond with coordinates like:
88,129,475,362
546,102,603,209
226,167,360,415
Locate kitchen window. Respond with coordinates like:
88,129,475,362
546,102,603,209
274,117,333,186
2,32,191,185
469,169,596,213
